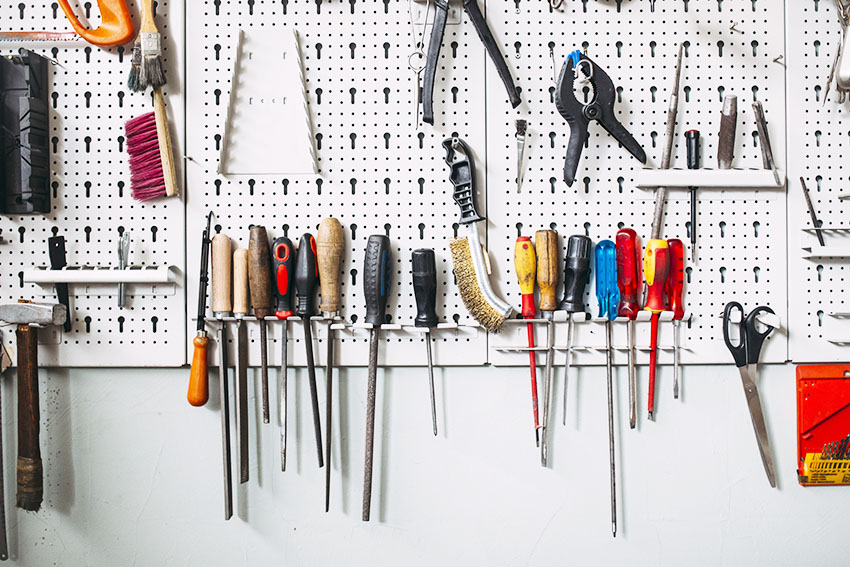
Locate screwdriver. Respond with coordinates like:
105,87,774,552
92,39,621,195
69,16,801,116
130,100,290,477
595,240,619,538
643,239,670,420
615,228,642,429
248,226,273,423
211,232,233,520
535,230,559,466
295,233,324,468
232,248,250,483
666,238,685,399
685,130,701,260
560,235,592,425
412,248,439,436
317,218,345,511
272,236,295,472
362,234,392,522
514,236,540,446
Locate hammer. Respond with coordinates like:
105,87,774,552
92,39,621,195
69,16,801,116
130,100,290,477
0,302,66,512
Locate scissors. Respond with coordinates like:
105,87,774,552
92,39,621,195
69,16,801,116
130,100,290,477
722,301,777,488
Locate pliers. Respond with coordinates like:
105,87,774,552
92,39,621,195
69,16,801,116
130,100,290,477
554,50,646,186
423,0,521,125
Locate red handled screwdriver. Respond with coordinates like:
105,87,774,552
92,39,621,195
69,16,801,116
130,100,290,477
616,228,642,429
272,236,295,471
514,236,540,446
666,238,685,399
643,239,670,420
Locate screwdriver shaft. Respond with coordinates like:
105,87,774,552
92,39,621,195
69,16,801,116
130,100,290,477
648,313,660,420
673,319,681,399
628,320,636,429
526,322,540,446
425,332,437,436
303,318,324,468
325,320,334,511
362,328,379,521
606,321,617,538
563,317,573,426
541,320,554,466
280,320,288,472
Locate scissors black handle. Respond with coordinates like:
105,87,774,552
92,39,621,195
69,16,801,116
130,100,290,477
723,301,747,368
744,306,775,365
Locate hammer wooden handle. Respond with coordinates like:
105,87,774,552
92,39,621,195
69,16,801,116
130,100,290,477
317,218,345,316
535,230,559,312
16,325,42,511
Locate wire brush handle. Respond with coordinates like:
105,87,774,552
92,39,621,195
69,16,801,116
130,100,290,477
442,137,484,226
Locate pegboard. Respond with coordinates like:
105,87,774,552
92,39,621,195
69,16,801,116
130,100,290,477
786,0,850,362
0,1,186,367
185,0,790,368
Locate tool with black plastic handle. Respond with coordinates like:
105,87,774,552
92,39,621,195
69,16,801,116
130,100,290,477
188,212,214,407
514,236,540,446
560,235,592,425
272,236,295,472
47,236,72,333
596,240,619,538
536,230,558,467
412,248,439,437
644,239,670,420
686,130,700,260
616,228,641,429
248,226,273,424
667,239,685,400
317,218,344,511
211,233,233,520
295,233,324,468
362,234,392,522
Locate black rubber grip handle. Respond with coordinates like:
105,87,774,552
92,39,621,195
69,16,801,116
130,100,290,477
48,235,72,332
559,234,592,313
363,235,392,327
295,233,318,317
273,236,296,318
442,138,484,225
412,248,438,328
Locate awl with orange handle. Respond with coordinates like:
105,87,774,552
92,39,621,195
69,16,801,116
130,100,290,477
535,230,558,466
643,239,670,420
272,236,295,472
616,228,642,429
211,232,233,520
514,236,540,446
317,218,345,511
188,212,213,407
666,239,685,399
248,227,274,424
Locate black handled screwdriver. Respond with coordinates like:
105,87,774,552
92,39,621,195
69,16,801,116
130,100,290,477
272,236,296,472
295,233,324,468
362,234,392,522
560,235,592,425
686,130,701,260
412,249,439,436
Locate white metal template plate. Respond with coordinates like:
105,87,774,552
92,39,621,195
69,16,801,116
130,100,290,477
0,1,186,366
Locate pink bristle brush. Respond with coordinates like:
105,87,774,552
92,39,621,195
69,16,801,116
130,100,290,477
125,88,178,200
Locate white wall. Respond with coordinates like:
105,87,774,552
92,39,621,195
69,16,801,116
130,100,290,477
2,362,844,566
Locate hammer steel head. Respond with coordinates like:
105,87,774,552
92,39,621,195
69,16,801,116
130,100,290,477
0,303,66,326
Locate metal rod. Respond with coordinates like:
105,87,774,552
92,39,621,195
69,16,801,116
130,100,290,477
541,320,554,466
425,331,437,436
673,319,681,399
303,318,324,468
280,320,288,472
800,177,826,247
235,320,249,484
628,320,636,429
362,328,380,521
605,321,617,538
217,324,232,520
563,317,573,426
325,320,334,511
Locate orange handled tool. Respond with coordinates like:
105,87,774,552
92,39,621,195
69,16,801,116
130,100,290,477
643,238,670,420
57,0,134,47
514,236,540,445
616,228,642,428
666,238,685,399
188,213,214,406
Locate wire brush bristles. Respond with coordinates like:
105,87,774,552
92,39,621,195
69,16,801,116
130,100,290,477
450,237,506,333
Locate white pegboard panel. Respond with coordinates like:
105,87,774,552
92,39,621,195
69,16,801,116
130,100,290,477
0,1,186,367
786,0,850,362
185,0,490,367
485,0,788,366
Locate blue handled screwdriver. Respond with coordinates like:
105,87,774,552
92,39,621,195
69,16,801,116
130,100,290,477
595,240,619,538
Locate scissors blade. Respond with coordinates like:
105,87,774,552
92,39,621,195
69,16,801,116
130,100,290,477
738,365,776,488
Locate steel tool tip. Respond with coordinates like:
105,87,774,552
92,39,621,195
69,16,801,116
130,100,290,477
648,411,654,420
722,94,738,115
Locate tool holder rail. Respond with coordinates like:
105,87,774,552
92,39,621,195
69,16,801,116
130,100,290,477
635,168,784,190
800,227,850,258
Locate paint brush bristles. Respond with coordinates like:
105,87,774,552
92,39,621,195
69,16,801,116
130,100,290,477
127,40,142,92
138,0,166,90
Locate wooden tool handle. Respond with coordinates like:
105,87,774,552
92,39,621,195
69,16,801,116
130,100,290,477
140,0,156,32
211,234,232,315
233,249,249,316
248,227,273,319
153,88,179,198
15,325,42,511
317,218,345,315
187,334,210,406
535,230,559,312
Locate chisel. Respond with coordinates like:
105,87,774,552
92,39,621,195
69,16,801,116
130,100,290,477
248,226,273,424
362,234,392,522
295,233,324,468
317,218,345,511
412,248,439,436
211,233,233,520
272,236,295,472
232,248,250,483
535,230,559,467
